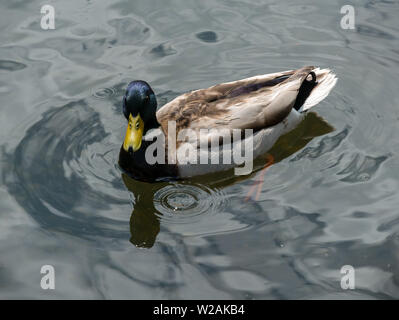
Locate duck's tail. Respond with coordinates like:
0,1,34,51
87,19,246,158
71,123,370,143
298,67,338,112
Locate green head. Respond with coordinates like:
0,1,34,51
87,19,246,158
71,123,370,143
122,80,159,153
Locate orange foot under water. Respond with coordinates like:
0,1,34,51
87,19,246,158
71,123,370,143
245,154,275,202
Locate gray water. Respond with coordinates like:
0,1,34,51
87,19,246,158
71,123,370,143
1,0,399,299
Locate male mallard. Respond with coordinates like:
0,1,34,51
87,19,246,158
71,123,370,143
119,66,337,181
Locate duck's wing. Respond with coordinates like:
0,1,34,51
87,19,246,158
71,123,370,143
156,66,336,143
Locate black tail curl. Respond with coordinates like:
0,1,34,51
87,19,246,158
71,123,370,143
293,71,317,111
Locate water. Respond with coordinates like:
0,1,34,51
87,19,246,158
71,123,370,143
0,0,398,299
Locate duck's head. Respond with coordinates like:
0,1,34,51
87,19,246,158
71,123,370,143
122,80,158,153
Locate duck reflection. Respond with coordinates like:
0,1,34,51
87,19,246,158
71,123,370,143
121,174,162,248
121,112,333,248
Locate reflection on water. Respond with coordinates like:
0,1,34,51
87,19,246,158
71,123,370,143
338,154,388,183
291,127,348,161
153,184,227,222
121,112,333,248
0,60,27,71
1,0,399,299
123,174,160,248
2,100,130,239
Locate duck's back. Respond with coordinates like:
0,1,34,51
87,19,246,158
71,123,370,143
156,66,336,137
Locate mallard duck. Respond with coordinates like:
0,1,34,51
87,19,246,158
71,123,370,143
118,66,337,181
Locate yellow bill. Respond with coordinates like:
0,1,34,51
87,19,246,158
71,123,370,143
123,113,144,152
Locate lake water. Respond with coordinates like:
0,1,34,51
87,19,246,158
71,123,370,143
0,0,399,299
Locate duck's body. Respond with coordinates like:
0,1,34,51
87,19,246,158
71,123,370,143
119,66,337,181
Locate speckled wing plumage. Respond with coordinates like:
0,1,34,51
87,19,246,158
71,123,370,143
156,66,321,140
153,66,337,175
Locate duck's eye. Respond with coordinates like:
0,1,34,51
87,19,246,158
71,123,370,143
143,95,149,103
135,121,140,130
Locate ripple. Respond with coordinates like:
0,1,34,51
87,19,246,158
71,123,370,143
108,17,150,45
196,31,218,43
269,3,317,15
2,100,130,239
149,43,177,58
92,87,117,99
357,24,396,40
70,26,99,37
0,60,26,71
290,128,349,161
338,154,389,183
153,183,227,224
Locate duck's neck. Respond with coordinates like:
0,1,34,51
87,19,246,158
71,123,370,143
118,143,178,182
144,115,160,135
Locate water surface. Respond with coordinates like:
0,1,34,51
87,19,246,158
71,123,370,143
0,0,399,299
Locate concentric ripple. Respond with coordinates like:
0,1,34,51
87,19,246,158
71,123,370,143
153,183,227,224
2,99,132,240
92,87,117,99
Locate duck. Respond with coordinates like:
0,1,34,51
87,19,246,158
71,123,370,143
118,66,337,182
